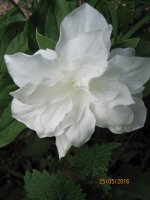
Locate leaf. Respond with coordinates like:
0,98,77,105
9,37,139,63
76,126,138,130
112,37,140,49
0,104,26,148
123,15,150,39
0,104,13,131
0,74,13,93
88,0,100,7
24,0,50,51
0,118,26,148
67,143,121,193
6,32,28,54
25,0,75,51
106,1,118,42
0,84,17,108
0,7,25,72
68,143,120,177
45,0,75,41
0,7,24,29
24,170,85,200
36,29,56,50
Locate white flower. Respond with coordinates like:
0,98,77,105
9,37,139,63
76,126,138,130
4,3,150,158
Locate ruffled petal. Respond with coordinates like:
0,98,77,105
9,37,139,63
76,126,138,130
56,88,95,134
109,48,135,59
69,56,107,87
110,97,146,133
109,55,150,92
4,53,59,87
56,3,112,57
11,97,72,137
90,78,134,108
11,80,71,105
91,103,133,133
34,49,57,60
56,134,72,159
65,106,96,147
56,31,108,65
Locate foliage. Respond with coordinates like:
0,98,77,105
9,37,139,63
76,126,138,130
0,0,149,200
24,170,85,200
67,143,120,179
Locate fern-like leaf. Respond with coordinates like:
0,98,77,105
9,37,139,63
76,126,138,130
24,170,85,200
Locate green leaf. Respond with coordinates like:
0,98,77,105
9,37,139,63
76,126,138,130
88,0,100,7
0,7,25,29
123,15,150,39
0,84,17,108
36,29,56,50
0,74,25,148
24,0,50,51
0,102,26,148
45,0,75,41
0,105,26,148
106,1,118,42
0,7,25,72
0,120,25,148
0,74,13,93
6,32,28,54
112,37,140,49
24,170,85,200
67,143,120,193
25,0,75,51
0,104,14,131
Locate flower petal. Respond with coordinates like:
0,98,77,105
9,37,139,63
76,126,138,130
109,55,150,92
69,56,107,87
56,134,72,159
57,31,108,65
34,49,57,60
11,97,72,137
91,103,133,133
90,78,134,108
4,53,59,87
109,48,135,59
56,3,112,56
110,97,146,133
56,88,95,136
11,80,71,105
65,106,96,147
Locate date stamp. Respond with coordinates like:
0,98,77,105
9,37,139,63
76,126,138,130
99,178,130,185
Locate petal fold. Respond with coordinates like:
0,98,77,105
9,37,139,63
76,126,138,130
11,97,72,137
109,55,150,92
56,3,112,56
111,97,146,133
90,78,134,108
4,53,59,87
56,134,72,159
92,103,133,133
56,31,108,65
65,106,96,147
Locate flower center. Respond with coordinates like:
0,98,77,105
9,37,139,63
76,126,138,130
62,70,83,89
